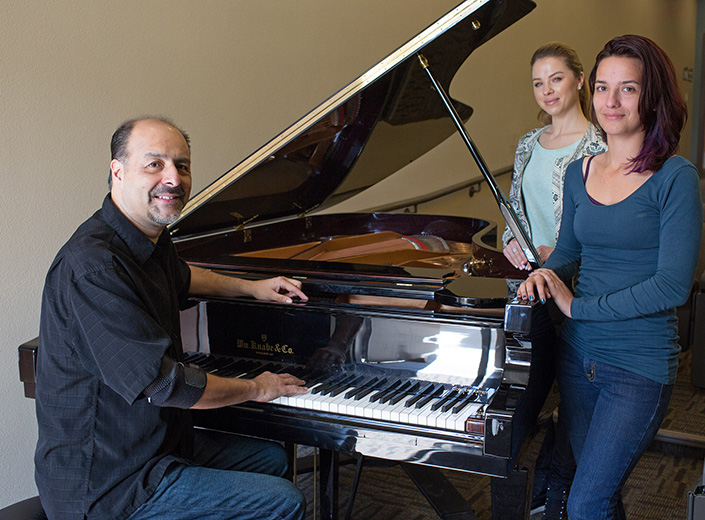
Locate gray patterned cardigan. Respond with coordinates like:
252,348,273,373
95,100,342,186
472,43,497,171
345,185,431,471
501,123,607,248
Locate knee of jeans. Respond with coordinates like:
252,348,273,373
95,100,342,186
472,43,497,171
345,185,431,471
274,478,307,520
566,491,605,520
264,443,290,478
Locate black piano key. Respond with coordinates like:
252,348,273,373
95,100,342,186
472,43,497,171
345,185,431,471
195,356,220,370
242,362,279,379
442,392,469,413
211,357,235,368
370,379,403,403
205,356,236,370
431,389,460,412
452,392,480,414
216,359,252,377
233,359,259,376
405,383,436,408
311,374,345,395
319,373,353,394
321,374,357,396
354,379,381,400
210,358,247,374
329,375,365,397
345,377,380,399
182,352,207,364
305,381,327,394
416,386,445,409
389,382,421,406
355,378,390,400
380,380,413,405
301,372,328,387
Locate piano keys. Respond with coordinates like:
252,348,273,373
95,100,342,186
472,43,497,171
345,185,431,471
183,351,493,434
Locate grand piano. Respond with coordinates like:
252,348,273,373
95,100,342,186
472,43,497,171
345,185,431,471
173,0,537,516
20,0,538,518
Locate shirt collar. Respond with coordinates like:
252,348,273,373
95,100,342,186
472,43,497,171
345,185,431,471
100,194,169,264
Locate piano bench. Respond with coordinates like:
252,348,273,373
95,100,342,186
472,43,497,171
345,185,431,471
0,497,47,520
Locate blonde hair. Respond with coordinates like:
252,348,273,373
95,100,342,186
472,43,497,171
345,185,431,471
531,42,589,126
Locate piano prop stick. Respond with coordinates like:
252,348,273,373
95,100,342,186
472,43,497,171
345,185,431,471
417,53,542,270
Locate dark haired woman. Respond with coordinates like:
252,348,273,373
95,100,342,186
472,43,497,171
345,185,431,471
517,35,702,519
501,42,605,518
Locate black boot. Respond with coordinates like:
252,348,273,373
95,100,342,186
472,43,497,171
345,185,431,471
541,485,568,520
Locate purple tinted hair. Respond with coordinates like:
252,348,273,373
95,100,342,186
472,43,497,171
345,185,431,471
588,35,687,173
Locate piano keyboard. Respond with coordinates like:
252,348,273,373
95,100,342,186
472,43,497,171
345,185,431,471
183,351,488,434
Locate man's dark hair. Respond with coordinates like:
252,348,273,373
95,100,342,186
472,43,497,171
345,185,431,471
108,116,191,187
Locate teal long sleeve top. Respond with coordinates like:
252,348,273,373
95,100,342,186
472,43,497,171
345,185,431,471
544,155,702,384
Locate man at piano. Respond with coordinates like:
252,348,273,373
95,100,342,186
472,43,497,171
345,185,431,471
34,116,309,520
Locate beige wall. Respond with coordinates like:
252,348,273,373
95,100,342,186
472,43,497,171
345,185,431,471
0,0,697,507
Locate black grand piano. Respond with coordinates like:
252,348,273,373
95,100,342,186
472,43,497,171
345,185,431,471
173,0,538,516
20,0,539,518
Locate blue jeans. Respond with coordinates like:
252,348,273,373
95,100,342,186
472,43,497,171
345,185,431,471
558,343,672,520
127,430,306,520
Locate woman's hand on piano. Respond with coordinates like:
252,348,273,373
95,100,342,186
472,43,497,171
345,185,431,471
252,372,308,402
516,268,573,318
249,276,309,304
504,238,530,270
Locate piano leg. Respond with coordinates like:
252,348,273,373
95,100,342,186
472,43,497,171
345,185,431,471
319,449,340,520
401,463,478,520
285,443,297,482
490,468,530,520
343,455,365,520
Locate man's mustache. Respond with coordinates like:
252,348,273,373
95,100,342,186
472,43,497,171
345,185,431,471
150,187,186,199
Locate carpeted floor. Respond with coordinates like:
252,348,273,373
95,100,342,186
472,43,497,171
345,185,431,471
294,348,705,519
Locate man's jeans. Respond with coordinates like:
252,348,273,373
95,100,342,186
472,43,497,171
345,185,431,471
558,343,672,520
127,429,306,520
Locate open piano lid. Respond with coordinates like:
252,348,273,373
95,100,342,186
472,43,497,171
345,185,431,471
170,0,535,240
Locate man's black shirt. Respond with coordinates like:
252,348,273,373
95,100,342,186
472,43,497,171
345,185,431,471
36,195,193,520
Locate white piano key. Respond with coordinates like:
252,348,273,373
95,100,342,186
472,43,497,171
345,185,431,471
363,398,383,419
398,402,418,425
409,401,435,425
316,384,356,413
432,409,453,429
450,403,482,432
371,399,390,420
387,398,412,423
327,386,358,414
422,408,447,428
270,395,288,406
419,393,455,427
342,392,376,417
286,384,322,410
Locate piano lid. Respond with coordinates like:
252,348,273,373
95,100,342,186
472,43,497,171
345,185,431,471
170,0,535,240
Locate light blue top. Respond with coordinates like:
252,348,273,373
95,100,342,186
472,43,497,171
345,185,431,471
544,155,702,384
522,140,580,249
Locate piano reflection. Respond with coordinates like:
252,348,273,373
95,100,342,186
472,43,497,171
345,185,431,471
20,0,539,518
